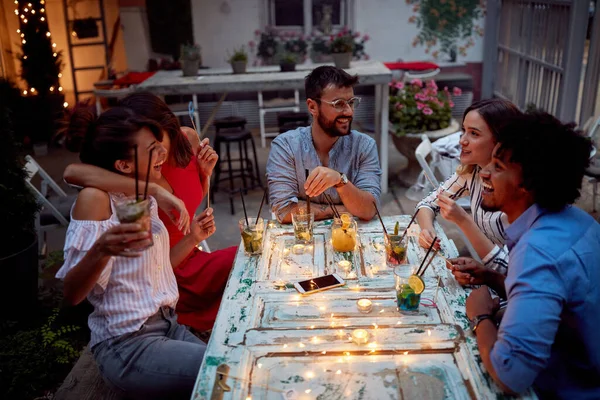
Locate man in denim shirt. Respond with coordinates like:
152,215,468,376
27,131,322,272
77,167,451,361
462,112,600,398
266,66,381,223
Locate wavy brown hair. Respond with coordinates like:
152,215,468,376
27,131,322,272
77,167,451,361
119,92,193,168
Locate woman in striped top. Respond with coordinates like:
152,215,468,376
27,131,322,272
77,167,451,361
416,99,521,275
56,107,208,399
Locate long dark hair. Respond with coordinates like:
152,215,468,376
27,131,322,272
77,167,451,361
67,106,163,172
457,98,522,175
119,92,193,168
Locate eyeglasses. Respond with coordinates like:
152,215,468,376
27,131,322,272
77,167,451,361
316,97,361,112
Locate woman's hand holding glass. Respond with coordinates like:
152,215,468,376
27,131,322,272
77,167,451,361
95,224,152,257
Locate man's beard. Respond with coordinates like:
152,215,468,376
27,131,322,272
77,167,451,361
317,113,353,138
479,200,500,213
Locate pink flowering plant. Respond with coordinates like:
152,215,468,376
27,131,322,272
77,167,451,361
249,27,308,65
310,27,369,60
389,78,461,136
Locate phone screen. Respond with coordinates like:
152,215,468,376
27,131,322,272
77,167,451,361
298,275,342,292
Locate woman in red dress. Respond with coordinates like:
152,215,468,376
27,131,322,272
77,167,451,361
63,93,236,333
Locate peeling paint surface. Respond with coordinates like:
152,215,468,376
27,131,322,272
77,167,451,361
192,217,537,399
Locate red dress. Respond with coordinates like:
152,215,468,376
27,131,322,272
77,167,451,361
159,159,236,332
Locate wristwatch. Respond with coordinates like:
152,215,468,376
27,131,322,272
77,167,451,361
334,172,348,188
469,314,493,334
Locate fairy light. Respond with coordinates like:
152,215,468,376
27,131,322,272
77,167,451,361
58,86,63,92
52,43,56,48
23,90,27,95
24,7,28,12
40,8,45,13
21,39,26,44
63,102,69,108
53,53,57,57
46,31,51,37
30,9,35,14
58,73,62,78
30,87,35,93
14,9,19,15
23,18,27,23
49,86,54,91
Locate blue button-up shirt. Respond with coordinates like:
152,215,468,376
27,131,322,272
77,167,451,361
491,204,600,398
266,126,381,221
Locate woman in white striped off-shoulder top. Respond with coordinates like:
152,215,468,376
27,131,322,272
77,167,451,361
56,107,208,400
416,99,521,275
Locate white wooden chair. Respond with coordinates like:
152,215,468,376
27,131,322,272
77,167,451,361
258,90,300,148
415,135,480,260
24,155,75,255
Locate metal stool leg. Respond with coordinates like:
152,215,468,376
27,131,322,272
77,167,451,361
239,140,247,194
226,141,235,215
249,135,263,188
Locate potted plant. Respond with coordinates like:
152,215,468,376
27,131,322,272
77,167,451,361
310,28,370,67
228,46,248,74
251,28,308,66
330,30,355,69
180,43,202,77
0,79,40,320
277,51,299,72
389,78,462,162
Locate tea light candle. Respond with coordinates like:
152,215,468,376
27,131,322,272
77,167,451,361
338,260,351,271
356,298,373,313
274,280,287,290
292,244,305,254
351,329,369,345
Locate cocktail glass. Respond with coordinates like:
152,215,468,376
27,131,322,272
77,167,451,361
239,217,264,256
114,196,153,252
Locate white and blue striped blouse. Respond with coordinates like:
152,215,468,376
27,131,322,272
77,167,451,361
416,167,510,274
56,193,179,347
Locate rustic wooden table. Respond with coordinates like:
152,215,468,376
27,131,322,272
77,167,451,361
192,216,536,400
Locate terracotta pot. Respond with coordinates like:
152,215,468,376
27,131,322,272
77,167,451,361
332,52,352,69
231,61,247,74
391,119,461,163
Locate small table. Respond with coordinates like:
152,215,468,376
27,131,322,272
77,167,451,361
136,61,392,193
192,216,536,399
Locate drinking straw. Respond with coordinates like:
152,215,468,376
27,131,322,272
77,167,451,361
399,208,420,242
372,201,389,239
143,148,154,200
418,249,438,277
416,236,437,276
256,188,267,221
134,145,139,202
305,169,311,214
324,193,340,218
239,188,249,227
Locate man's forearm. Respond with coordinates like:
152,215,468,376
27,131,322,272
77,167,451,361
336,182,376,220
278,201,334,224
476,319,514,393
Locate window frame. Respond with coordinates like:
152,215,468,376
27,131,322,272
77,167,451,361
264,0,354,37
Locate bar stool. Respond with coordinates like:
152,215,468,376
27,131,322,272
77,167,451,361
212,117,264,214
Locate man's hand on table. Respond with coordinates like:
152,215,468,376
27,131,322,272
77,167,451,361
305,167,342,197
446,257,489,285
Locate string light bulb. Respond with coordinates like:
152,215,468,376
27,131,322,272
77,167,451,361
58,73,62,78
52,43,56,48
20,14,24,19
53,52,57,57
40,8,45,13
30,87,36,93
31,9,35,14
40,17,45,21
24,8,28,12
23,18,27,23
16,29,20,33
49,86,54,91
14,0,18,4
23,90,27,95
46,32,51,37
58,86,63,92
63,102,69,108
22,39,26,44
14,9,19,15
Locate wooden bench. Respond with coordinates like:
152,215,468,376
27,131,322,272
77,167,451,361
54,346,124,400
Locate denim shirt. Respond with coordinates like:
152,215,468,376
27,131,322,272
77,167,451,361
491,204,600,398
266,126,381,221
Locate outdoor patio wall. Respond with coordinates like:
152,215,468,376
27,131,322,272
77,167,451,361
190,0,485,68
2,0,128,105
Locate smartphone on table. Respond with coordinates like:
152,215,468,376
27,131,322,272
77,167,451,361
294,274,345,295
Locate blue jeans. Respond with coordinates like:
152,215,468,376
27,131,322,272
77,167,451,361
92,307,206,400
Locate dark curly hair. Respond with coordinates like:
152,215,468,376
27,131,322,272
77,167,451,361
496,111,592,212
305,66,359,100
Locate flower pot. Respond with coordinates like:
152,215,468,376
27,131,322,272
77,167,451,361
391,119,460,164
231,61,247,74
181,59,200,77
0,237,38,320
279,62,296,72
332,52,352,69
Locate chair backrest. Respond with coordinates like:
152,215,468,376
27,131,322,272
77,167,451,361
415,134,440,187
24,155,69,226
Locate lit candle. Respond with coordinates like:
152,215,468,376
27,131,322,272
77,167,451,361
351,329,369,345
292,244,305,254
356,298,373,313
338,260,351,271
274,280,287,290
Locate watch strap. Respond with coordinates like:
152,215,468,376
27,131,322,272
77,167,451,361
471,314,493,333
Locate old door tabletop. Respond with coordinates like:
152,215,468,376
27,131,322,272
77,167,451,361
192,216,536,400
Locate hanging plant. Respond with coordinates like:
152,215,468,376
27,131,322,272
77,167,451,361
406,0,485,60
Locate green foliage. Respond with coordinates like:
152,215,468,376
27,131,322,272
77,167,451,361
0,79,40,257
277,51,299,64
389,79,459,136
406,0,485,58
45,250,65,270
228,46,248,63
180,43,201,61
0,309,83,399
251,28,309,65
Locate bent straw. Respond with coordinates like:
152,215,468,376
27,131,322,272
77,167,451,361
305,169,311,214
256,188,267,221
134,145,139,202
239,188,249,227
372,201,389,240
399,208,420,242
143,148,154,200
416,236,437,276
